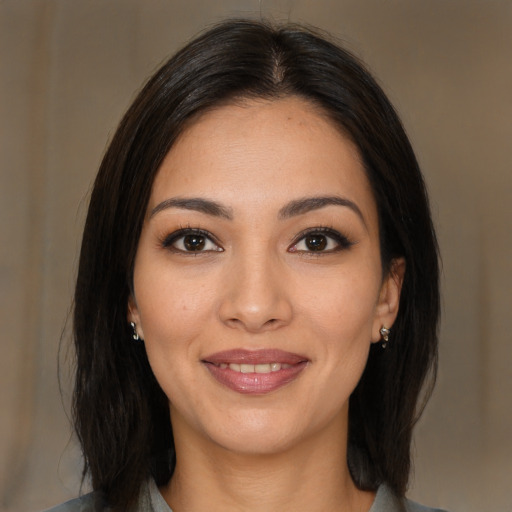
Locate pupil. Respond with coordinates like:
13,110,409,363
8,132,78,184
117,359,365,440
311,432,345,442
184,234,205,251
306,234,327,251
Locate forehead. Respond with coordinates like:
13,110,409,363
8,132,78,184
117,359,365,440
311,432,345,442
149,97,376,226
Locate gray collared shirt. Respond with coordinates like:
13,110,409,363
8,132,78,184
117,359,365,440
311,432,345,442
42,479,447,512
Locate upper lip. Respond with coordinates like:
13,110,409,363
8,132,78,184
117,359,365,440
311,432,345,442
202,349,308,365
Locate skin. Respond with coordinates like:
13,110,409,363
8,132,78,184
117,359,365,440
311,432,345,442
128,97,404,512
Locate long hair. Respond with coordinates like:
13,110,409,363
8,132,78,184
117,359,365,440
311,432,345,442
73,19,439,510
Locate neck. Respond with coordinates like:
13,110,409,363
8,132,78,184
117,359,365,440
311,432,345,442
161,415,375,512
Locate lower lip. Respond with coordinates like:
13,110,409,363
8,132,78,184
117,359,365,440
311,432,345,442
204,362,308,395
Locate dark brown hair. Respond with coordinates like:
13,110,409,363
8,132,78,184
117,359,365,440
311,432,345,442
73,19,439,510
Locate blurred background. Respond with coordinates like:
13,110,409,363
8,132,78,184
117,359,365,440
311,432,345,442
1,1,511,511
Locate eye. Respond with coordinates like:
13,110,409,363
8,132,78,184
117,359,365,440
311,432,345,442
289,228,353,253
162,228,223,253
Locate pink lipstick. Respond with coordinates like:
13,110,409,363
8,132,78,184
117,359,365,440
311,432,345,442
202,349,309,394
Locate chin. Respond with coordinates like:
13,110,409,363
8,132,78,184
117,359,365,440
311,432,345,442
204,404,337,457
173,403,307,456
212,425,302,456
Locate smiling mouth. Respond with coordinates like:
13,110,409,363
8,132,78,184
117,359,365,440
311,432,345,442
202,349,308,394
215,362,292,373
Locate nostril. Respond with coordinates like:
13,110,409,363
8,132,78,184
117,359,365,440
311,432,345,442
218,288,293,332
224,316,283,332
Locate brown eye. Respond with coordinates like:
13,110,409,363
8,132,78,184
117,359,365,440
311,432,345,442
288,228,353,254
163,229,223,253
304,234,327,251
183,234,206,251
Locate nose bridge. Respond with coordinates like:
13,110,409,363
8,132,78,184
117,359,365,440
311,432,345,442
219,244,292,332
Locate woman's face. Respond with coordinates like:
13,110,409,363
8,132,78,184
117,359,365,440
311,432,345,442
129,97,403,456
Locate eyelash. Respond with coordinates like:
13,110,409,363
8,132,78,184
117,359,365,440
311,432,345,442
161,228,223,254
161,226,354,254
288,227,354,254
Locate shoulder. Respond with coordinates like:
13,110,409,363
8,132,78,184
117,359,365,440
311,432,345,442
41,492,106,512
404,498,448,512
371,485,449,512
40,479,164,512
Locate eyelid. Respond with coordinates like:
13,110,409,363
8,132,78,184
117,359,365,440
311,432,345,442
288,226,354,253
161,227,223,253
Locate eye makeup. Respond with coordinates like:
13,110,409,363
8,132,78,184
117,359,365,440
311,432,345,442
161,227,223,254
159,224,355,257
288,226,356,254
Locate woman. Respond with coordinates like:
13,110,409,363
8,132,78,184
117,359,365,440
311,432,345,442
48,19,442,512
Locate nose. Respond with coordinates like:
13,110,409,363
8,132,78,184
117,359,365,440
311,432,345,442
218,251,293,333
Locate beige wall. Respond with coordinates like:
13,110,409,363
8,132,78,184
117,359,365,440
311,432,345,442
1,1,511,511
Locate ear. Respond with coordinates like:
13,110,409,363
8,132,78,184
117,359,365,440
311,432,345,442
371,257,406,343
127,294,145,340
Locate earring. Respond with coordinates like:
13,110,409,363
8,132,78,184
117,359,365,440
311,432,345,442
379,326,390,348
130,321,140,341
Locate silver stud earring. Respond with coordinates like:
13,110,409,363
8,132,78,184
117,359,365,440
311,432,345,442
130,321,140,341
379,327,390,348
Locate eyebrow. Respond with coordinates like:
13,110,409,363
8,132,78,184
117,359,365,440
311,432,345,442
150,194,365,226
278,195,366,226
150,197,233,220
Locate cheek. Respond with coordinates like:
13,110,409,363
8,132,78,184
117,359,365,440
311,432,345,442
132,274,218,401
295,263,381,393
136,278,210,402
297,265,381,336
135,261,217,339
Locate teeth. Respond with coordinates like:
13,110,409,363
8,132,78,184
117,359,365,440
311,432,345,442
220,362,292,373
240,364,253,373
